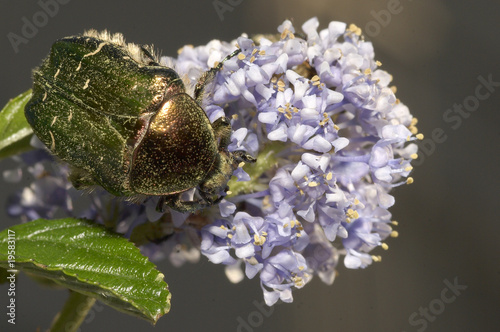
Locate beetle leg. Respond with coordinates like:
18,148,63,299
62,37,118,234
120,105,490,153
156,196,167,213
140,45,160,66
160,194,211,213
211,119,257,164
199,189,226,206
232,151,256,164
211,116,232,149
194,48,241,105
68,167,96,190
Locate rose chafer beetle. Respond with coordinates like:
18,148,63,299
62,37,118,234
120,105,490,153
25,30,255,212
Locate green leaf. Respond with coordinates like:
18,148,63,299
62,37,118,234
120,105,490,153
0,90,34,160
0,218,171,324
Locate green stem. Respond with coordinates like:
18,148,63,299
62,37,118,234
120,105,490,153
49,291,96,332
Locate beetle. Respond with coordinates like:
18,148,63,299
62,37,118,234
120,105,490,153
25,30,255,212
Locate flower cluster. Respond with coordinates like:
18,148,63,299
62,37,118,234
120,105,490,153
4,139,147,227
3,17,419,305
171,17,419,304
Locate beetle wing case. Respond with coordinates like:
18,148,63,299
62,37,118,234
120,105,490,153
25,33,181,196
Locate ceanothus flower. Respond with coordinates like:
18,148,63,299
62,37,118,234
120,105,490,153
3,17,419,306
175,17,419,305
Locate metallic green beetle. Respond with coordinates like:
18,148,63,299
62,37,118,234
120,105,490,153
25,30,255,212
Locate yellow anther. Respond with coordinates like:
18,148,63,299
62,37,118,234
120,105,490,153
292,276,304,286
346,208,359,220
348,24,362,35
262,196,271,209
253,234,266,246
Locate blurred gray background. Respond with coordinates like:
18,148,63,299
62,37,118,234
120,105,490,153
0,0,499,331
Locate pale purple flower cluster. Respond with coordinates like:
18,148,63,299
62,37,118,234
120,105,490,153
165,17,419,305
3,18,418,306
4,137,146,226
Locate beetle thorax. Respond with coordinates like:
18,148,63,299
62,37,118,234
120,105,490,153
129,94,219,196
